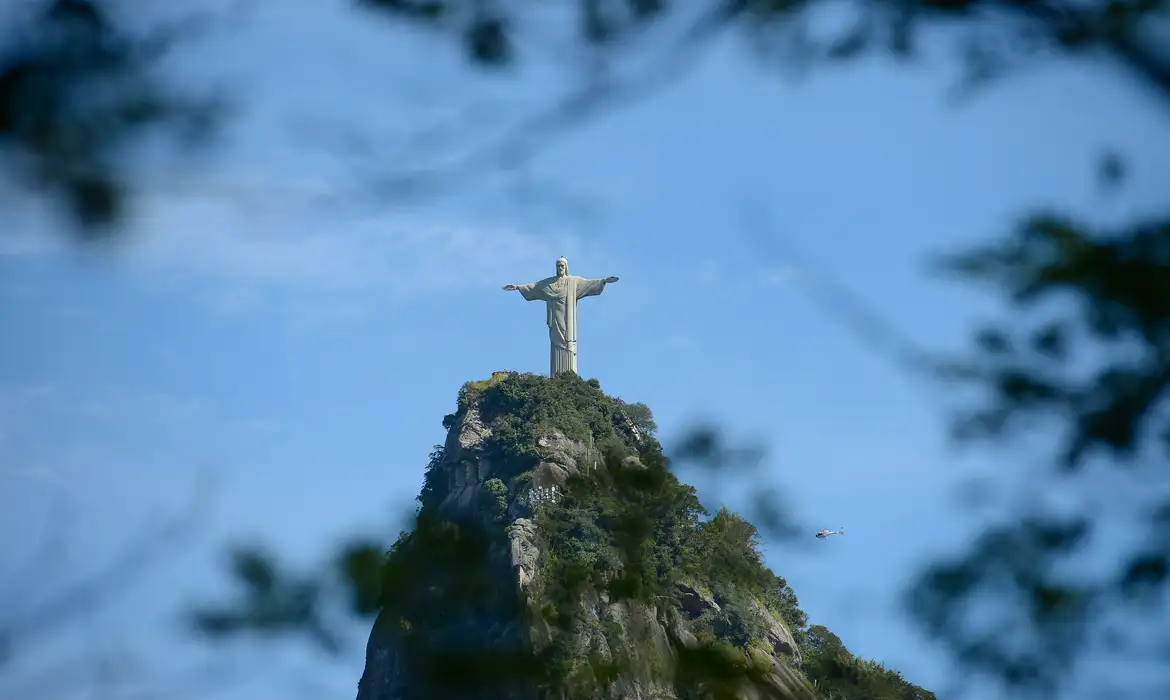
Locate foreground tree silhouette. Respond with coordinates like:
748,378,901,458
3,1,1167,698
907,213,1170,696
3,1,1167,234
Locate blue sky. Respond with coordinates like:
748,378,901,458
2,2,1170,699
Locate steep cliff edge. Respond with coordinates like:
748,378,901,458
356,372,934,700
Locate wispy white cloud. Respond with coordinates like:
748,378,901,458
0,383,206,429
679,259,801,288
0,463,68,489
4,180,586,318
0,383,57,422
133,205,576,296
760,264,801,286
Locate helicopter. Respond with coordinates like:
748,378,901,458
815,527,844,539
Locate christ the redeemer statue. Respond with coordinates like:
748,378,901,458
503,257,619,377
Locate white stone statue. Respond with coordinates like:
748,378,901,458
503,257,619,377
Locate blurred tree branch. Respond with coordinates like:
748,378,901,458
0,0,225,235
903,212,1170,697
187,538,388,656
4,1,1168,232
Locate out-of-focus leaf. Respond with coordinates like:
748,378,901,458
975,328,1013,354
582,0,614,44
907,516,1095,693
1097,151,1126,190
627,0,666,21
1030,322,1068,361
229,548,278,596
673,425,721,465
189,609,245,637
337,541,387,616
1117,552,1169,602
824,24,870,61
357,0,448,22
746,486,800,541
465,16,512,66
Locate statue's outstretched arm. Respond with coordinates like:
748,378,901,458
506,282,549,301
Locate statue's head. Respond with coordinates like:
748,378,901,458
556,257,568,277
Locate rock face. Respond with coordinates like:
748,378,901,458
355,373,818,700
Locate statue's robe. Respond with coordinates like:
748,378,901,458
514,274,609,376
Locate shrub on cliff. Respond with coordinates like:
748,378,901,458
802,625,936,700
474,373,620,461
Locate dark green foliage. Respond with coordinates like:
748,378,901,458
800,625,937,700
673,640,776,700
467,372,623,469
764,575,809,649
374,512,547,697
417,444,447,506
615,398,659,437
505,377,932,697
711,586,768,648
537,436,705,607
482,478,509,522
697,508,769,590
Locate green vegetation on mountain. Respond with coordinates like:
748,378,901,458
380,372,936,699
